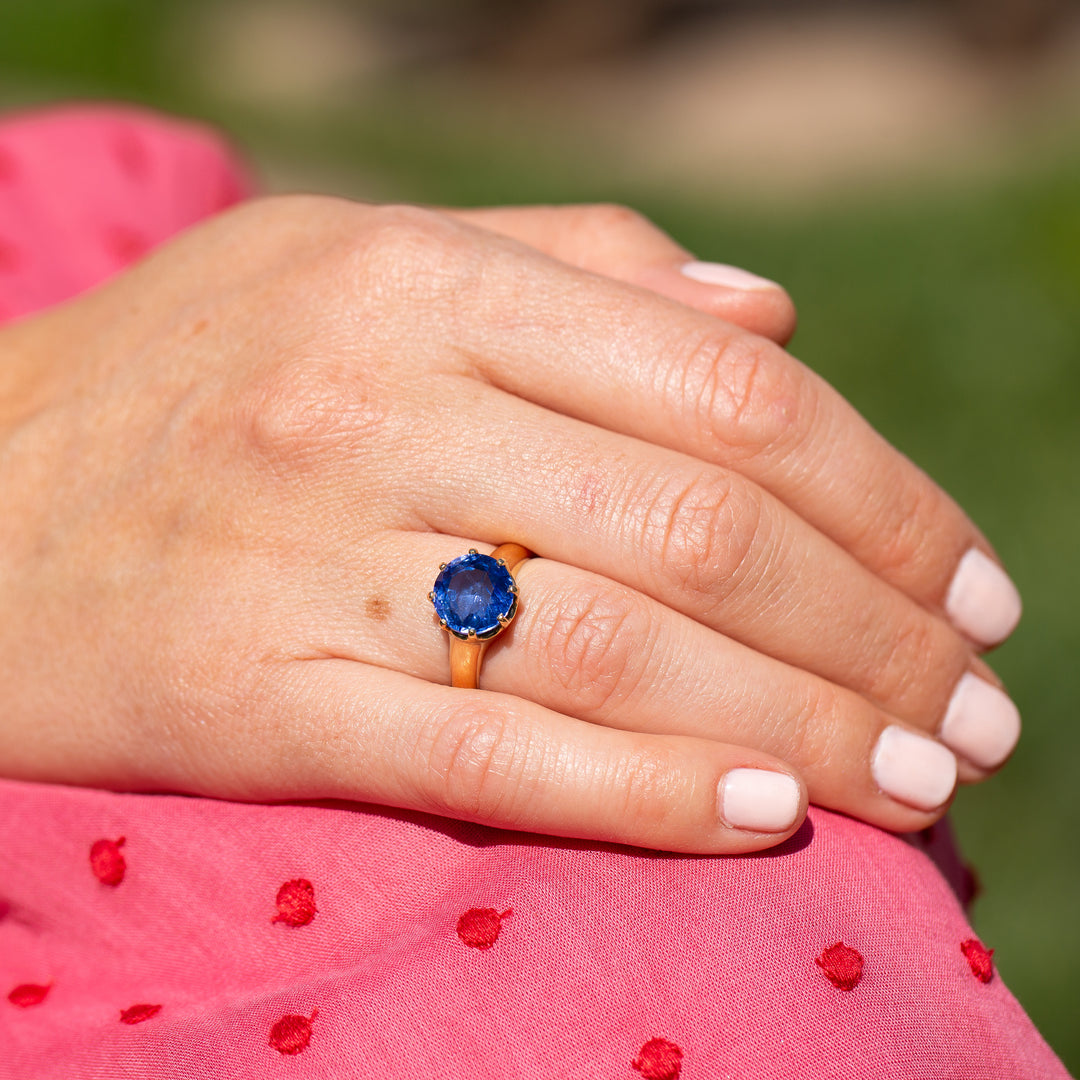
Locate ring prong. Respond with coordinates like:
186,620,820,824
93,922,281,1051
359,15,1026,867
467,629,477,640
468,547,478,555
438,562,447,571
497,614,511,627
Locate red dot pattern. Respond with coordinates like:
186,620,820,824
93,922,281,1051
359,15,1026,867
119,1003,162,1025
112,129,150,181
815,942,864,991
90,837,127,886
103,225,150,264
0,146,15,182
8,984,51,1008
269,1010,318,1055
0,238,19,272
961,938,995,984
456,906,512,950
3,826,1000,1065
633,1037,684,1080
272,879,317,927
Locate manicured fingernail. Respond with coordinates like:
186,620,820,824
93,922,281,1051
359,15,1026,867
939,672,1021,770
945,548,1022,646
871,727,957,811
718,769,801,832
680,260,781,292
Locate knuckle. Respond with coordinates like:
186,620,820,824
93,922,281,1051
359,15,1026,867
343,204,473,306
419,704,530,821
671,330,810,464
530,580,653,715
777,678,843,769
867,479,944,581
641,470,762,608
610,742,685,835
865,613,947,712
237,355,385,470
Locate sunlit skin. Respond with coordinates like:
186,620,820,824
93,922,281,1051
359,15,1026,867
0,197,1018,854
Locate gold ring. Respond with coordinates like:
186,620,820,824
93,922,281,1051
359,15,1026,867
429,543,530,688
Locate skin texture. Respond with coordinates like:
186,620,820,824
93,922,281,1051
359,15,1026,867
0,197,1016,854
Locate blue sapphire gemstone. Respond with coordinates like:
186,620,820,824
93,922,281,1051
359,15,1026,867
431,551,518,640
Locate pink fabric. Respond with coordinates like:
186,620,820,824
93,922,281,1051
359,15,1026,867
0,102,250,324
0,104,1070,1080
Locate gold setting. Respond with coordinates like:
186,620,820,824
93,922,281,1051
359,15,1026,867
432,543,530,688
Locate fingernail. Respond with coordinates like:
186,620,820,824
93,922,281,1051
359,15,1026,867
680,260,781,292
718,768,801,832
945,548,1022,647
871,727,957,811
939,672,1021,770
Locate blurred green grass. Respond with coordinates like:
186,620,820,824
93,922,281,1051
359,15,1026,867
2,0,1078,1069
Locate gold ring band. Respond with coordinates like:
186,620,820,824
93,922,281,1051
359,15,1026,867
430,543,531,689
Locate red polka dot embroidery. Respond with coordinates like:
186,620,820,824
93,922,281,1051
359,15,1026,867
90,837,126,886
456,907,512,950
119,1003,162,1025
113,130,150,181
269,1009,318,1055
961,938,995,984
815,942,864,991
632,1037,683,1080
104,226,150,264
0,239,19,272
8,983,51,1008
272,879,317,927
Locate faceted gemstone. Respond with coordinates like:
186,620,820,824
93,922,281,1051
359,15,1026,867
431,552,517,640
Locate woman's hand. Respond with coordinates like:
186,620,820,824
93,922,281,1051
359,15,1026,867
0,197,1021,853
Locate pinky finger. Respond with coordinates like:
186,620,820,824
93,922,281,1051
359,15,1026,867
275,660,808,855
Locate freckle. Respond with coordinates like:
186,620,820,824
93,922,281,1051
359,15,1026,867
188,318,209,338
366,596,391,621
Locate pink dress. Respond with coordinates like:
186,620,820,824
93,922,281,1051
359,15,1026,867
0,103,1070,1080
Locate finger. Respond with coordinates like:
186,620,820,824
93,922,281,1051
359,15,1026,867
402,212,1021,649
448,203,798,344
245,660,808,856
318,532,957,831
379,375,1018,776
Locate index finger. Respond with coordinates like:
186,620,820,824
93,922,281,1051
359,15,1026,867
413,212,1020,647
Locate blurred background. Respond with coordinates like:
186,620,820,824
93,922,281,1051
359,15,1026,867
1,0,1078,1068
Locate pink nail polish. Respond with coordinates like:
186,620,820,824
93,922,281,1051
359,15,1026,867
939,672,1021,770
871,727,957,812
945,548,1021,647
718,769,801,832
680,261,781,292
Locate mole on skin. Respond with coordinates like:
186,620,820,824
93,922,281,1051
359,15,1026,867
366,596,391,621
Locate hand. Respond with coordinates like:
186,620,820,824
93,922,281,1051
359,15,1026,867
0,197,1021,853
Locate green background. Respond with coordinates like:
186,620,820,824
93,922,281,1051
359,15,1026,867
2,1,1077,1070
